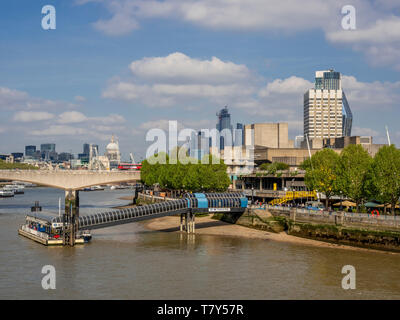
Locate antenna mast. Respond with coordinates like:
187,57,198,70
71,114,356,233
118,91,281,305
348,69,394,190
386,126,391,145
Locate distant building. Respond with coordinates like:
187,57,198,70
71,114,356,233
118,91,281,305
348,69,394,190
83,143,90,156
216,106,233,150
25,145,36,157
323,136,385,157
105,135,121,169
189,130,210,160
304,69,352,140
40,143,55,153
58,152,74,162
40,143,56,161
294,136,304,148
11,153,23,161
235,123,244,147
244,123,291,149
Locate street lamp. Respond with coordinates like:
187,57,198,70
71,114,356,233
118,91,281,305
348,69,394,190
251,186,254,205
340,191,343,211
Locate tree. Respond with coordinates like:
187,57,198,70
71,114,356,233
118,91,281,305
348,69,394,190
335,145,372,210
0,160,38,170
369,145,400,214
303,148,340,207
258,162,289,174
141,153,231,193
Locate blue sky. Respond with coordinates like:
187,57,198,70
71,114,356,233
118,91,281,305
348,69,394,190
1,0,400,160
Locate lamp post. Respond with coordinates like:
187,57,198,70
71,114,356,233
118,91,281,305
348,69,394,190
251,186,254,205
340,191,343,211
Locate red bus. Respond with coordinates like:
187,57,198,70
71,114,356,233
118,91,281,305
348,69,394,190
118,163,142,170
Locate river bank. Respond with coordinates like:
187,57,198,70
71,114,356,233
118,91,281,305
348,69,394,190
140,214,393,254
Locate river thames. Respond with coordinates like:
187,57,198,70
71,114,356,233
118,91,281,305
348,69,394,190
0,187,399,299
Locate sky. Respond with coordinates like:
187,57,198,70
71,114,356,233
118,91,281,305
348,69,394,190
0,0,400,161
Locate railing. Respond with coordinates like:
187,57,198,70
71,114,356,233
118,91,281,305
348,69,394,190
269,191,317,206
265,205,400,230
21,225,49,240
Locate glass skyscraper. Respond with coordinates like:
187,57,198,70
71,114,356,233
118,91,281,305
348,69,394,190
216,106,233,150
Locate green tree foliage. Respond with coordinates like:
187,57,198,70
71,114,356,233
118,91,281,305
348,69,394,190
258,162,289,174
369,145,400,214
0,160,38,170
140,153,231,192
303,148,340,207
335,145,372,210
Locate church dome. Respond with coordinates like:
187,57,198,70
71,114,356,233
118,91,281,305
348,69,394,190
106,135,119,152
106,142,119,151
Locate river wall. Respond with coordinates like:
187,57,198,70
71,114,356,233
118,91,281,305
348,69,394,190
214,207,400,252
137,193,400,252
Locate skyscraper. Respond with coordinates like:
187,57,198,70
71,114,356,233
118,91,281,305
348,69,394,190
216,106,233,150
40,143,56,161
83,143,90,156
40,143,55,153
25,145,36,157
304,69,352,140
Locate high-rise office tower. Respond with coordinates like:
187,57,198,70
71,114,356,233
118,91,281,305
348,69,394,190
304,69,352,140
40,143,56,161
216,106,233,150
83,143,90,156
25,145,36,157
235,123,244,147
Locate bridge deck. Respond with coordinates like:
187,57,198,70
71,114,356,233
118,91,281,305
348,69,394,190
50,199,245,230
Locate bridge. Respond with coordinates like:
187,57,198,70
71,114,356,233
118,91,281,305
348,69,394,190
1,169,141,245
0,169,140,190
23,193,248,246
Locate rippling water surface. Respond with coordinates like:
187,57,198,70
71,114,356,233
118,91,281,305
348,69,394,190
1,187,399,299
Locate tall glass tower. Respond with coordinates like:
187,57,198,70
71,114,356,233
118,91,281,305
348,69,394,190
216,106,233,150
304,69,352,139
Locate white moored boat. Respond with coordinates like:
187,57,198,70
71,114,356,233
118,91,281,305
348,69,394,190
0,189,14,197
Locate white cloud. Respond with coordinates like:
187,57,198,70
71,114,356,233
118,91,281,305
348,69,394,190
103,52,256,108
129,52,252,84
31,125,89,136
58,111,88,124
342,75,400,109
259,76,312,97
81,0,340,33
92,114,126,124
57,111,126,124
78,0,400,70
0,86,77,111
326,16,400,70
13,111,55,122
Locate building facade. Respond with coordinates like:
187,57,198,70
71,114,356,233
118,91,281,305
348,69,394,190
25,145,36,157
244,123,291,149
304,69,352,140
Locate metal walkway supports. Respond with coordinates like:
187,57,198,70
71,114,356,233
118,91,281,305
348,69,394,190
180,210,195,234
64,190,79,246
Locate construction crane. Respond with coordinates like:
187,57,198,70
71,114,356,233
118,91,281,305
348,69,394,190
129,153,136,164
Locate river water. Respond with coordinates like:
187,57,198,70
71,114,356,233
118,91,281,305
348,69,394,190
0,187,399,299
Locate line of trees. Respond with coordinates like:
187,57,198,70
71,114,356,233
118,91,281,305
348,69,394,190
300,144,400,213
140,152,231,193
0,160,38,170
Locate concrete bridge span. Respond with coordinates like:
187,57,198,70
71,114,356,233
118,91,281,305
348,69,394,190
0,170,141,190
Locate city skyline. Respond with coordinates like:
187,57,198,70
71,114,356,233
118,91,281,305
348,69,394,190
1,1,400,159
